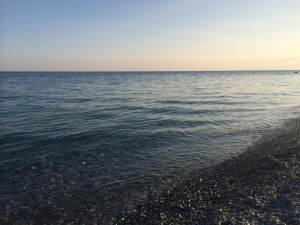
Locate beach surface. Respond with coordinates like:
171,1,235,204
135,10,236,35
116,119,300,225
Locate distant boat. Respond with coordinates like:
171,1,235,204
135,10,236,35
295,71,299,74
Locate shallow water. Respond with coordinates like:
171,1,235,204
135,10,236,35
1,71,300,222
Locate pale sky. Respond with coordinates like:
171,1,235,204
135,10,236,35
1,0,300,71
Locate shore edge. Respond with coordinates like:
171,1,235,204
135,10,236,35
116,118,300,224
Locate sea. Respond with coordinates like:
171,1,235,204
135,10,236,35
1,71,300,223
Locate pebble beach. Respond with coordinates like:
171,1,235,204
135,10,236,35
1,72,299,225
116,118,300,225
2,0,300,223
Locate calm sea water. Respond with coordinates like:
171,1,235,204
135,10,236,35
1,71,300,223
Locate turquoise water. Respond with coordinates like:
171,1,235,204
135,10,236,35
1,71,300,223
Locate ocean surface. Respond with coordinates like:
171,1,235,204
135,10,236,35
1,71,300,223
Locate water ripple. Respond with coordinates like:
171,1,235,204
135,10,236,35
1,71,300,222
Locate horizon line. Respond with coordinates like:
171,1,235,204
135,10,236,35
0,69,297,73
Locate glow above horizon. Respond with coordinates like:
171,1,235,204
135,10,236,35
1,0,300,71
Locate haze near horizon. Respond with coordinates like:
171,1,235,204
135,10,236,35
1,0,299,71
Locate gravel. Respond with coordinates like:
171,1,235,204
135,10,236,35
115,119,300,225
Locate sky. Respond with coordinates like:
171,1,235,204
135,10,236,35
0,0,300,71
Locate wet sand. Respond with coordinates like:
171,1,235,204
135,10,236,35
116,119,300,225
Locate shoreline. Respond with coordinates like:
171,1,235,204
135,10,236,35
1,118,299,225
116,119,300,224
